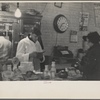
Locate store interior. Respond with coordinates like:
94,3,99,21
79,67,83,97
0,2,100,81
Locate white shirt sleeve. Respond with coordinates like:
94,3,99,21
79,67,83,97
35,41,43,52
16,41,29,62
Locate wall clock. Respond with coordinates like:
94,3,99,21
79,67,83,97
53,14,68,33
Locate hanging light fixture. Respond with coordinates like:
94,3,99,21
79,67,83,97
14,3,21,18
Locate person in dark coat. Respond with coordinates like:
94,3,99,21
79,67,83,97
81,31,100,80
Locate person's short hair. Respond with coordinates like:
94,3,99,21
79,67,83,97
87,31,100,44
32,26,41,36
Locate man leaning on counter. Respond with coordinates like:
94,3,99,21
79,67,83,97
0,31,12,71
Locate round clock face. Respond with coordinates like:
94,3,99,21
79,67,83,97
53,14,68,33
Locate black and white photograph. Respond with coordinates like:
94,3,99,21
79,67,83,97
0,1,100,99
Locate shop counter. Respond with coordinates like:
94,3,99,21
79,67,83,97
1,63,83,81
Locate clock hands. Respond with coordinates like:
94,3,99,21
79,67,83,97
60,23,65,28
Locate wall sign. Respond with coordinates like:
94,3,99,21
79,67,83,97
70,30,78,43
79,12,89,31
94,3,100,28
54,2,62,8
0,17,17,23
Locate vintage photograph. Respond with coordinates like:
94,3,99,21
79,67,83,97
0,1,100,82
0,1,100,99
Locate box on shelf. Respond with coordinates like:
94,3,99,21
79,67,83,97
19,62,34,74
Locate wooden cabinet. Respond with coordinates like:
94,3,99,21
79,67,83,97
0,11,19,57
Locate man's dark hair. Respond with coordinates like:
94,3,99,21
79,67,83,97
32,26,41,36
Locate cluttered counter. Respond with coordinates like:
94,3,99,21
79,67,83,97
0,57,83,81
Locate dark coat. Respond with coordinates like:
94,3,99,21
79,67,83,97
81,43,100,80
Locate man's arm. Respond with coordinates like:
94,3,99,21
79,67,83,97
16,41,29,62
8,41,12,58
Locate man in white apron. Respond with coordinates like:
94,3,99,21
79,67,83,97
16,27,45,71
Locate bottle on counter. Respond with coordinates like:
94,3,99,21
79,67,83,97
43,65,49,77
65,67,68,72
65,67,68,78
50,61,56,80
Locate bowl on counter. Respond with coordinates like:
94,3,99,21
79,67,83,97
57,70,68,79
